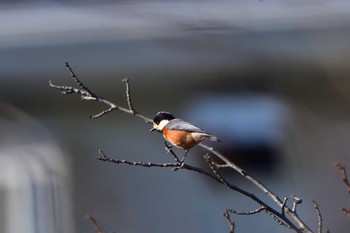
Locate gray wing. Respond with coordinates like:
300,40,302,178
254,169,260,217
167,119,221,142
166,119,207,133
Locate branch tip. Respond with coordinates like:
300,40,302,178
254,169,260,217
84,214,104,233
223,210,235,233
340,207,350,217
98,150,108,160
336,162,350,194
291,195,302,213
122,77,136,113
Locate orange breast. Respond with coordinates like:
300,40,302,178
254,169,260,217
162,127,199,150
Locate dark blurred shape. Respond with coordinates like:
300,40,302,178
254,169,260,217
184,93,291,174
0,102,74,233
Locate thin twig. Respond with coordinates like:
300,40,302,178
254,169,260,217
164,142,181,164
122,78,136,114
227,206,290,229
98,150,176,168
335,162,350,194
223,210,235,233
85,214,104,233
311,200,323,233
65,62,95,95
97,150,220,181
227,207,265,216
291,195,302,213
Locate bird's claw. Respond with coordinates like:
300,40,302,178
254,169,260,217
172,162,185,171
164,142,173,153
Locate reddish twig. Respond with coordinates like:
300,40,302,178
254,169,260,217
336,162,350,218
85,214,104,233
335,162,350,194
340,208,350,217
223,210,235,233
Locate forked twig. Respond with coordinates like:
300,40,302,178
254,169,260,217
49,62,151,122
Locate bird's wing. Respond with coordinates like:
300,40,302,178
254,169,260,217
166,119,207,133
167,119,221,142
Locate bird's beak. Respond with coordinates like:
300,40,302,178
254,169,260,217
150,128,156,132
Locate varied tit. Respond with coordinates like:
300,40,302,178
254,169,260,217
150,111,220,162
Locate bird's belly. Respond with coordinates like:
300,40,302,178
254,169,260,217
163,129,199,150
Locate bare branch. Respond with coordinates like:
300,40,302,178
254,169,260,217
49,80,92,98
223,210,235,233
199,143,310,232
50,62,152,122
97,150,177,168
51,62,314,233
85,214,104,233
311,200,323,233
65,62,95,96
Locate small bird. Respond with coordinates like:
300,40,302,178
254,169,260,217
150,111,220,162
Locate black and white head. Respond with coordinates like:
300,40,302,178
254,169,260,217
150,111,175,132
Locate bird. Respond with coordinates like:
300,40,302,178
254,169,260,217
150,111,220,163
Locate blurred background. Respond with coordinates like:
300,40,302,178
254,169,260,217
1,0,350,232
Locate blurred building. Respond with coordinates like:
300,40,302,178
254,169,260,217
0,102,73,233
